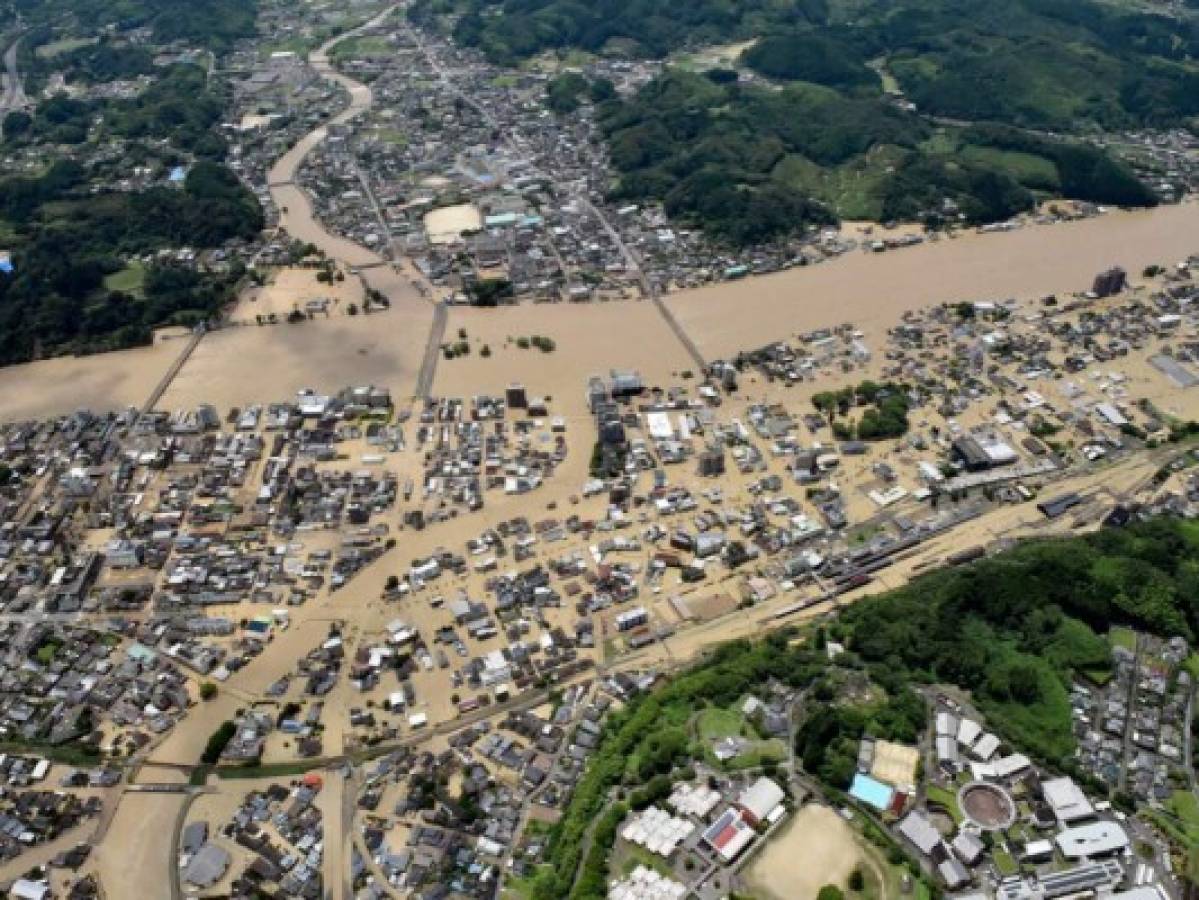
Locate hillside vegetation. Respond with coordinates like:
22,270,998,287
13,0,259,53
538,518,1199,897
595,70,1154,243
448,0,1199,133
0,158,261,364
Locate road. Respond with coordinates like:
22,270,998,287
0,33,28,115
317,766,353,900
415,301,448,400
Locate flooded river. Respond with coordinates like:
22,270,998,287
267,5,431,315
667,200,1199,359
2,9,1199,422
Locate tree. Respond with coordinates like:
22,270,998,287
2,111,32,141
849,869,865,892
199,682,218,701
818,887,846,900
201,720,237,764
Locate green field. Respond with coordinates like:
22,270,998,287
993,849,1019,876
35,37,96,59
1108,626,1138,652
693,703,785,768
331,35,394,61
695,706,749,740
925,785,963,823
1166,791,1199,841
103,261,147,297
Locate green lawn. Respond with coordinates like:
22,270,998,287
722,739,787,771
331,35,393,61
695,707,747,740
925,785,963,823
1166,791,1199,840
993,849,1019,876
694,706,785,769
103,261,146,297
1108,626,1138,652
35,37,96,59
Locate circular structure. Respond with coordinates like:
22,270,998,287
957,781,1017,830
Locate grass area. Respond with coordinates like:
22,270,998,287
695,707,748,740
330,35,393,61
722,739,787,771
993,849,1019,876
869,57,900,93
208,762,318,781
613,840,675,878
693,703,784,769
959,145,1060,190
845,522,888,547
1182,653,1199,681
35,37,96,59
772,147,908,221
925,785,963,823
0,740,100,767
103,260,146,297
1108,626,1138,652
1165,791,1199,842
503,864,552,900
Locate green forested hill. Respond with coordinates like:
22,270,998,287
595,70,1155,243
12,0,258,52
0,158,262,364
445,0,1199,129
446,0,1199,134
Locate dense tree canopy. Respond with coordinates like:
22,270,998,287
0,158,260,364
841,517,1199,762
595,69,1151,244
14,0,259,53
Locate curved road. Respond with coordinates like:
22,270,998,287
1,33,29,114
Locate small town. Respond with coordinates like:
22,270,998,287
3,0,1199,896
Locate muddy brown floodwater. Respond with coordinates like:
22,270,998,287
668,201,1199,360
